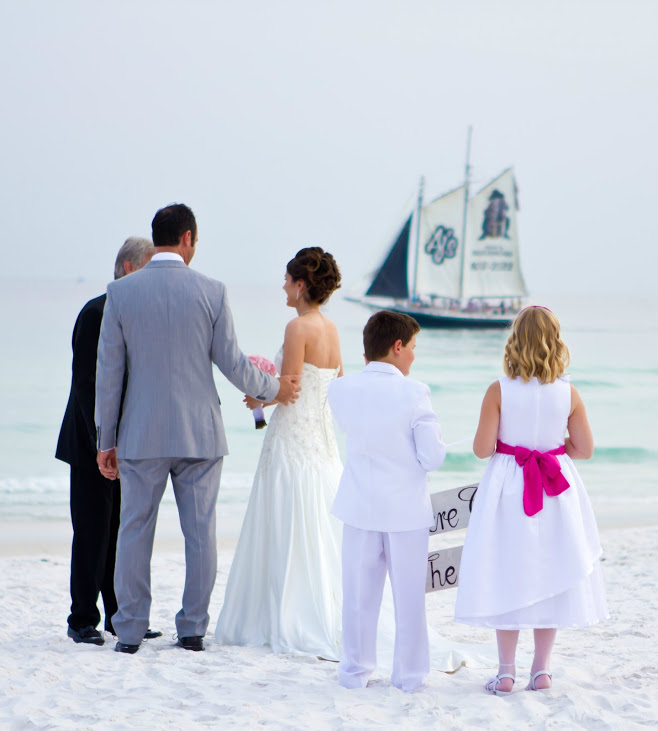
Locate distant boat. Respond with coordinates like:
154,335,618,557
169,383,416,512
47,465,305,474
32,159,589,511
348,129,528,328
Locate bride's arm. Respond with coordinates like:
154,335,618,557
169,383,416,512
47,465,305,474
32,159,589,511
328,318,344,377
244,320,306,410
279,319,306,377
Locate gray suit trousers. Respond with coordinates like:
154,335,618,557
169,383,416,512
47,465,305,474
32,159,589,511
112,457,223,645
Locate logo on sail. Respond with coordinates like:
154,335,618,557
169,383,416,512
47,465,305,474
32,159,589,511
479,189,510,240
424,225,458,266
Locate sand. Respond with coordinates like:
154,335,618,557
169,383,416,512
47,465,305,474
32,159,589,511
1,523,656,729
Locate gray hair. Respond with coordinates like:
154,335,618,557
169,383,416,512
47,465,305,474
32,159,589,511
114,237,155,280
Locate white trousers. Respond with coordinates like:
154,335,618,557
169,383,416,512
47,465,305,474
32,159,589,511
339,524,430,692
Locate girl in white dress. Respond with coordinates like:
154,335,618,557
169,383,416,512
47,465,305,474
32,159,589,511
454,306,608,695
216,247,344,660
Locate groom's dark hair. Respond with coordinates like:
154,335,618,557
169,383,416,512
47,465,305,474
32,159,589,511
363,310,420,361
152,203,197,247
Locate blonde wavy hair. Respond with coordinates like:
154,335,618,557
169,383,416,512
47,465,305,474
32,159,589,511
504,307,570,383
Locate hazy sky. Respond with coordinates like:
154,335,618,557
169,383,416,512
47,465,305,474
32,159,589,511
1,0,656,295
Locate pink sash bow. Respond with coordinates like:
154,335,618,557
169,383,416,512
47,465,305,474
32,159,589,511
496,440,569,517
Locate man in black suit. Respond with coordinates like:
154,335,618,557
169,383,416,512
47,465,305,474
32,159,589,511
56,237,156,645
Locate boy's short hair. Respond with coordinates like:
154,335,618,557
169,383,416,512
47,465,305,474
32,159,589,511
363,310,420,361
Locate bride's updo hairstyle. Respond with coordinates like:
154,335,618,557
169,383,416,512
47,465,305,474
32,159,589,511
504,306,570,384
286,247,341,305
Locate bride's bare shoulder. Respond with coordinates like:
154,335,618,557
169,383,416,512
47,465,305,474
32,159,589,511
283,316,313,348
323,315,339,332
284,316,308,337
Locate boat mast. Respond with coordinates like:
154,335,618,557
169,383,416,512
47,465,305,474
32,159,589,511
411,175,425,301
458,126,472,302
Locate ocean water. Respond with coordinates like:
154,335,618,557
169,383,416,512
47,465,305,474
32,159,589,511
1,276,656,532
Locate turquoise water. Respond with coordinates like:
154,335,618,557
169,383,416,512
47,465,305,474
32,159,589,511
1,277,656,528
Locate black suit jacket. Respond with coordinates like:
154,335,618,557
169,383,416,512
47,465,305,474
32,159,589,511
56,294,107,466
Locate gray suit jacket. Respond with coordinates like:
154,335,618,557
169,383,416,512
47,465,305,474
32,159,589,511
95,259,279,459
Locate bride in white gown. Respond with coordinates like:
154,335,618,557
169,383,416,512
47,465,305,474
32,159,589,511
216,247,496,671
216,247,344,660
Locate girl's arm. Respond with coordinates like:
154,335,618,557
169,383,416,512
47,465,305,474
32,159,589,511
473,381,501,459
565,384,594,459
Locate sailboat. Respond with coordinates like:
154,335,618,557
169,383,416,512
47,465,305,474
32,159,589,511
348,130,528,328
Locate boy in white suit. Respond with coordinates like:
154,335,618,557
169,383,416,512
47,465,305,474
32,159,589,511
328,310,446,692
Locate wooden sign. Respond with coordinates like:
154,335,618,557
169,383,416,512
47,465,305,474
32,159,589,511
425,483,478,593
429,483,478,535
426,546,463,593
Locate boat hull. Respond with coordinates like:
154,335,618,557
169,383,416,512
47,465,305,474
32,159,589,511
346,297,514,329
400,308,512,329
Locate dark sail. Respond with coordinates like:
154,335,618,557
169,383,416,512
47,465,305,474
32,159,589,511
365,215,411,298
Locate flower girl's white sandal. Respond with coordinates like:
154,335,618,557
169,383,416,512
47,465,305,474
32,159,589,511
485,673,515,696
525,669,552,691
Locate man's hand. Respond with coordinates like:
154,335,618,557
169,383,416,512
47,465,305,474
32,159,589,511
243,395,265,410
97,448,120,480
274,374,301,405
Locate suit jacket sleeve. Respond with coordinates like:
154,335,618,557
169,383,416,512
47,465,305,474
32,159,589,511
71,302,103,453
95,288,126,450
210,286,279,402
411,386,447,472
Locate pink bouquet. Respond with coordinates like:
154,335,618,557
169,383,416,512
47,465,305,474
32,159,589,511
248,355,278,429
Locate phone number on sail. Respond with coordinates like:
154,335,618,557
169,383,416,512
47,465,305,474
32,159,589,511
471,262,514,271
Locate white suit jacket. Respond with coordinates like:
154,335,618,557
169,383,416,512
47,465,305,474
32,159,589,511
328,361,446,532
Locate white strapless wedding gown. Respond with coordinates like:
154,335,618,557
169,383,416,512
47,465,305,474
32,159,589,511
216,351,343,659
216,349,496,670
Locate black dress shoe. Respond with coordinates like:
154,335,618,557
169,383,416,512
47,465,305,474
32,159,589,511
115,641,140,654
176,636,204,651
67,625,104,646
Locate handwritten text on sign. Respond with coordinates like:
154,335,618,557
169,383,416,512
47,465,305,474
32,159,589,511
425,483,478,593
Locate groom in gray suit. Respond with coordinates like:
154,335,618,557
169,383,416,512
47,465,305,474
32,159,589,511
95,203,299,654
